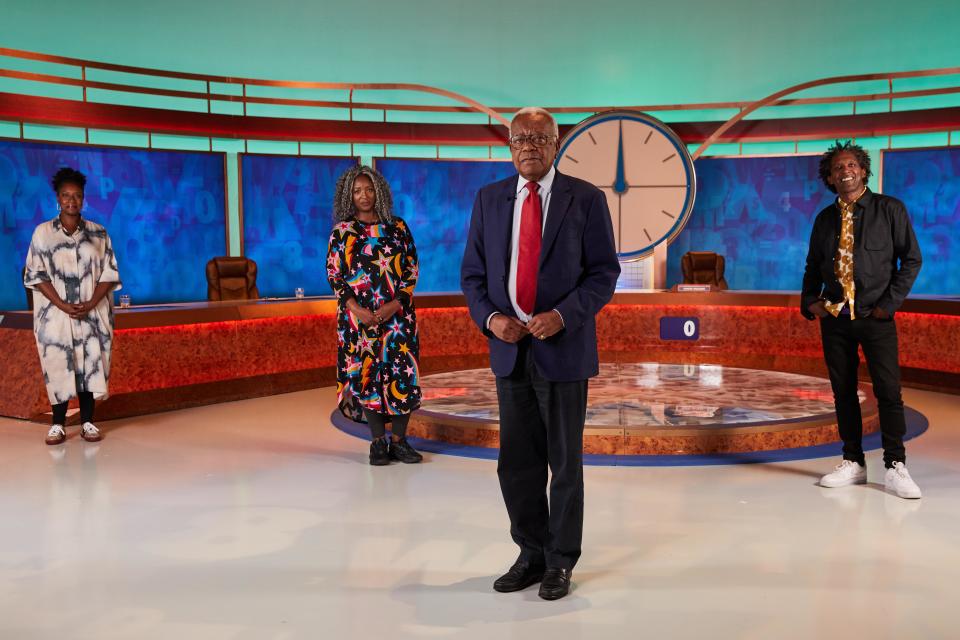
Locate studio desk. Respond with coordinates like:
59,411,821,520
1,292,958,422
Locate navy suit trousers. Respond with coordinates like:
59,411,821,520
495,337,588,571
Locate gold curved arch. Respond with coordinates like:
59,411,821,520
691,66,960,159
3,47,960,143
0,47,511,128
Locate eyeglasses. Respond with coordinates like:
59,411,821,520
508,134,557,150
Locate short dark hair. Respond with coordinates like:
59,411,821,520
51,166,86,193
818,141,871,194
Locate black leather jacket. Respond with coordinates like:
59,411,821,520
801,190,921,320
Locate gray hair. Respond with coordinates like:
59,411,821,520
510,107,559,137
332,164,395,223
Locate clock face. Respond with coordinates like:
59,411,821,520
556,110,696,260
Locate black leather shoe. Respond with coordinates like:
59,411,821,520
389,437,423,463
538,568,572,600
369,438,390,466
493,561,545,592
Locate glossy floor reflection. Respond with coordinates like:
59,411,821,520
422,363,867,426
0,386,957,639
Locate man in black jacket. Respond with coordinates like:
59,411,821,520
801,141,922,499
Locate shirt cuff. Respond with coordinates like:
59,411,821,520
552,308,565,327
485,312,501,330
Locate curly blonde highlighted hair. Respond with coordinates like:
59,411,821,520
332,164,395,223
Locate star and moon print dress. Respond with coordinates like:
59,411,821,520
326,217,422,421
23,217,122,405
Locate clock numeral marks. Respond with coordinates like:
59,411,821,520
624,184,688,189
562,114,694,259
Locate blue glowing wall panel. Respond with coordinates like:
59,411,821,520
882,148,960,295
240,154,358,297
0,140,226,310
667,156,835,290
375,158,516,292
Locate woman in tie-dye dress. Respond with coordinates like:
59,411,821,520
326,165,423,466
23,167,122,446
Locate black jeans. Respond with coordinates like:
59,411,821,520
495,338,588,571
820,314,906,468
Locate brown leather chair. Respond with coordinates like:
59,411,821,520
680,251,729,290
205,256,259,301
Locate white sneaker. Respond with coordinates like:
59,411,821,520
45,424,66,445
885,462,921,499
80,422,102,442
819,459,866,488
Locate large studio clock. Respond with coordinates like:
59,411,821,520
556,110,696,260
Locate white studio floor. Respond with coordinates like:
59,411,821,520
1,386,958,640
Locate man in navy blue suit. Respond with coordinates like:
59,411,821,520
461,107,620,600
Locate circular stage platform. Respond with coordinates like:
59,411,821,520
331,363,928,464
406,363,880,456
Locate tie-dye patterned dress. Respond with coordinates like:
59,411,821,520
326,217,421,421
23,217,122,404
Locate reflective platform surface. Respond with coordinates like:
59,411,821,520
401,364,882,458
421,363,866,427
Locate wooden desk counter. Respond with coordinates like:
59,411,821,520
2,292,958,422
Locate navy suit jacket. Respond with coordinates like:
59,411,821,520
460,171,620,382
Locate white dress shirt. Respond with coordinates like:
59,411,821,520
486,166,564,329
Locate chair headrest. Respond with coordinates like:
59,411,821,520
211,257,253,278
687,252,719,270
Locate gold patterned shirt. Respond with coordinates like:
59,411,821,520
824,187,866,319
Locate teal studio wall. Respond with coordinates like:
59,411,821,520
2,0,959,255
3,0,958,108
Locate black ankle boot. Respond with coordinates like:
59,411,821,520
369,438,390,466
389,437,423,463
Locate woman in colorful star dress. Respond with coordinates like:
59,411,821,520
326,165,423,466
23,167,122,446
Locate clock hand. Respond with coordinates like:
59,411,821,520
614,121,628,195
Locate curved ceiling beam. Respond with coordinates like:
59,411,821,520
6,67,960,117
4,48,960,131
0,92,508,145
4,92,959,147
0,47,511,128
691,66,960,159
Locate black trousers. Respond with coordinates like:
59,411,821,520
51,392,95,426
495,338,588,571
820,314,906,468
362,408,410,439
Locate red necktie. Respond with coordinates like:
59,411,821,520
516,181,541,315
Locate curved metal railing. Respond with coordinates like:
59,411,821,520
0,47,512,126
691,66,960,159
2,47,959,150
